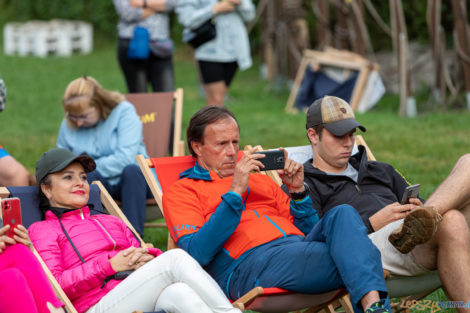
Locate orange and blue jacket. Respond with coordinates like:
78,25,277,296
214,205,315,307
163,162,318,290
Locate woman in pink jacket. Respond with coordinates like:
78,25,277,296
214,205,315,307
0,223,64,313
29,148,241,313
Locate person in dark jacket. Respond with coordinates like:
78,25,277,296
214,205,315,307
302,96,470,312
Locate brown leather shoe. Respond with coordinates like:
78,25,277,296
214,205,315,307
388,206,442,254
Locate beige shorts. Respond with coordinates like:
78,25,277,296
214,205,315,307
368,219,429,276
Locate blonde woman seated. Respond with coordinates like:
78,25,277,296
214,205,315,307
29,148,242,313
57,76,150,236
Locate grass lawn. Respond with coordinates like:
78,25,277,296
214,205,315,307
0,41,468,312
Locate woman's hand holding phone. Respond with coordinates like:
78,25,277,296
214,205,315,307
12,224,32,248
0,225,16,254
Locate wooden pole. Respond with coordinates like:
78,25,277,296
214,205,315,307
390,0,414,116
314,0,331,49
350,0,373,56
334,1,350,50
451,0,470,110
399,33,408,116
262,1,276,81
426,0,445,105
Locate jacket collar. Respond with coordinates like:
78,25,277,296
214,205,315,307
304,145,367,177
45,205,91,220
179,161,213,181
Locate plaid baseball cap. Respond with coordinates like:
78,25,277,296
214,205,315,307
306,96,366,136
35,148,96,184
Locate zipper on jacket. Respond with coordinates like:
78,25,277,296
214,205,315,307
80,208,84,219
93,219,117,251
355,184,361,194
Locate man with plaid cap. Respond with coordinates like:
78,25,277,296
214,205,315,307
303,95,470,310
0,74,30,186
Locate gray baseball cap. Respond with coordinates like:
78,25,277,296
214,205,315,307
35,148,96,183
306,96,366,136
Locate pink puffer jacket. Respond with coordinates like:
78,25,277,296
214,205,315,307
29,206,163,313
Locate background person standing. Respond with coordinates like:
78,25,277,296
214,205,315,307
114,0,177,93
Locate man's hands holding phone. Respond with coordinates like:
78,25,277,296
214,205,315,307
229,147,265,195
0,224,31,254
230,147,304,195
369,197,423,231
277,149,305,194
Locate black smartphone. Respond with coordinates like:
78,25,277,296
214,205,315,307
253,150,285,171
400,184,420,204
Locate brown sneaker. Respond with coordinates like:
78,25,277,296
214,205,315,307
388,206,442,254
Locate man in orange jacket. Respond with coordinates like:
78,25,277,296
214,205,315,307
163,106,390,313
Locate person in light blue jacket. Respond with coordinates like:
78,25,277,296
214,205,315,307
57,76,150,235
176,0,255,106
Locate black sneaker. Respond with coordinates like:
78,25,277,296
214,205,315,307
365,299,391,313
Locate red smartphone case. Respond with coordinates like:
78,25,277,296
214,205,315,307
1,197,22,238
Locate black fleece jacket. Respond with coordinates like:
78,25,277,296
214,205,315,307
302,145,421,233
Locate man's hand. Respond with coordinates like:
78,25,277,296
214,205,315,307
278,148,305,193
0,225,16,254
229,147,264,195
369,198,423,231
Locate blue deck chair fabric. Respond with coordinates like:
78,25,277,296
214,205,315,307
295,67,358,110
7,184,103,228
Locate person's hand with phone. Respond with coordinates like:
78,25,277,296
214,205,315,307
0,225,16,254
369,198,423,231
277,148,305,194
229,147,265,196
12,224,32,248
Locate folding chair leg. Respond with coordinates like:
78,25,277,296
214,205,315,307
232,302,245,311
339,294,354,313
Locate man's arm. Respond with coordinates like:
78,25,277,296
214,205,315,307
369,165,423,231
278,148,319,233
163,186,243,265
288,194,318,234
0,155,29,186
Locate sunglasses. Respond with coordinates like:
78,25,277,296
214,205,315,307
66,107,96,122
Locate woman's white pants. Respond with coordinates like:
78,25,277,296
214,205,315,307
86,249,241,313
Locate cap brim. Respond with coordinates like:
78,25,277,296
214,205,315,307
324,118,366,136
50,154,96,174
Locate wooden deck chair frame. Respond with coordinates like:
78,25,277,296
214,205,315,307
253,135,442,312
125,88,184,228
125,88,185,157
0,181,145,313
285,48,379,113
137,153,354,313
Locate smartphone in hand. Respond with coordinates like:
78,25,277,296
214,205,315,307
400,184,420,205
1,197,22,238
253,150,285,171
